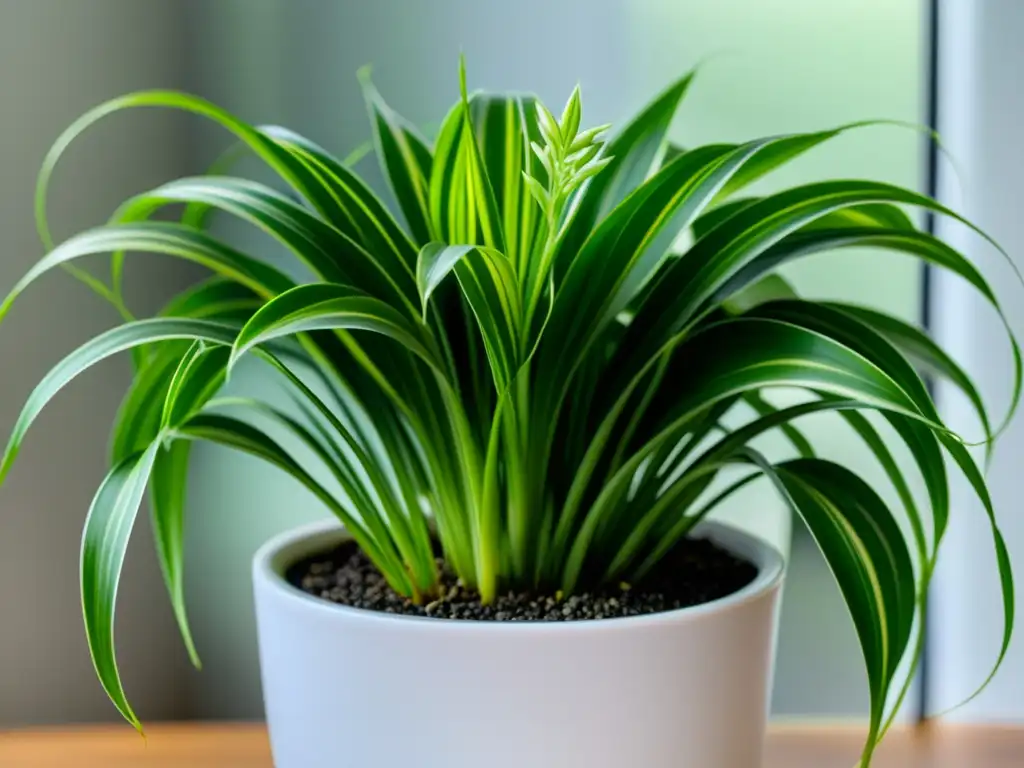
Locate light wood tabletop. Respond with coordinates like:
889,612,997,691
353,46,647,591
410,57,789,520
0,722,1021,766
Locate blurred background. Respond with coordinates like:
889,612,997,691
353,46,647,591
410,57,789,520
0,0,1019,728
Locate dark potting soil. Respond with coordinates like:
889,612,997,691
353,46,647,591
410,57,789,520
288,537,758,622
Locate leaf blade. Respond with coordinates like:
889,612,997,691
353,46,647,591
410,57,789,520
229,283,442,373
81,442,161,730
1,318,239,483
150,441,200,667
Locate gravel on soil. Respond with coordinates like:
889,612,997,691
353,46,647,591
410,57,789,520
289,537,757,621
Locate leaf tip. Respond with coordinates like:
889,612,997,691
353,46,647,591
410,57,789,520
0,447,16,488
458,54,469,106
0,295,16,327
561,84,583,140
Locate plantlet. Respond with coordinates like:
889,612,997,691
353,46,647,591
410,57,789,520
0,58,1016,765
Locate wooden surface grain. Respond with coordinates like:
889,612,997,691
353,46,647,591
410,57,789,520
0,722,1021,766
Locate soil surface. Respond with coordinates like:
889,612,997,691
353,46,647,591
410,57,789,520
288,537,758,621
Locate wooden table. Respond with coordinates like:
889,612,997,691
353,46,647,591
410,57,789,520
0,722,1021,766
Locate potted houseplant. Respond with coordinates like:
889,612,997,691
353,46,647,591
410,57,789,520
0,58,1017,767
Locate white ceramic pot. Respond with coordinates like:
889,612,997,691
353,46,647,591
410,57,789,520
253,520,785,768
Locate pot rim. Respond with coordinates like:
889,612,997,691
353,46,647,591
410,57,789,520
253,518,785,633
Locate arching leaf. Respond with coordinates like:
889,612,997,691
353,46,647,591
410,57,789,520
0,318,239,483
361,71,435,245
417,243,520,389
81,442,161,731
230,283,443,374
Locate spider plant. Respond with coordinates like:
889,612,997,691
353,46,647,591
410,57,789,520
0,58,1016,765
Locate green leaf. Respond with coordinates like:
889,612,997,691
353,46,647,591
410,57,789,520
660,317,936,426
177,142,254,231
935,434,1015,708
35,90,376,257
160,342,207,428
745,301,939,423
0,318,239,483
837,409,928,560
548,296,954,557
737,299,955,555
886,414,949,552
561,70,697,251
35,89,426,325
627,399,861,583
162,343,232,429
229,283,443,374
0,222,294,328
111,286,262,466
260,125,420,271
523,173,549,209
206,396,415,596
831,303,996,441
417,243,520,388
600,460,727,582
427,61,506,253
470,94,546,273
693,200,915,251
230,297,459,538
536,128,864,448
773,457,916,766
125,309,258,663
81,441,161,730
292,315,476,585
633,469,762,582
150,441,200,667
556,309,957,590
110,342,190,464
173,410,410,590
722,273,797,316
712,130,841,201
743,391,816,458
570,158,614,186
258,353,438,592
158,278,263,321
115,176,351,277
113,177,419,317
618,180,1022,417
714,223,993,316
533,142,736,431
360,69,435,245
691,197,760,240
559,85,582,142
428,101,467,243
457,61,507,253
743,302,958,573
659,142,687,168
535,102,562,152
